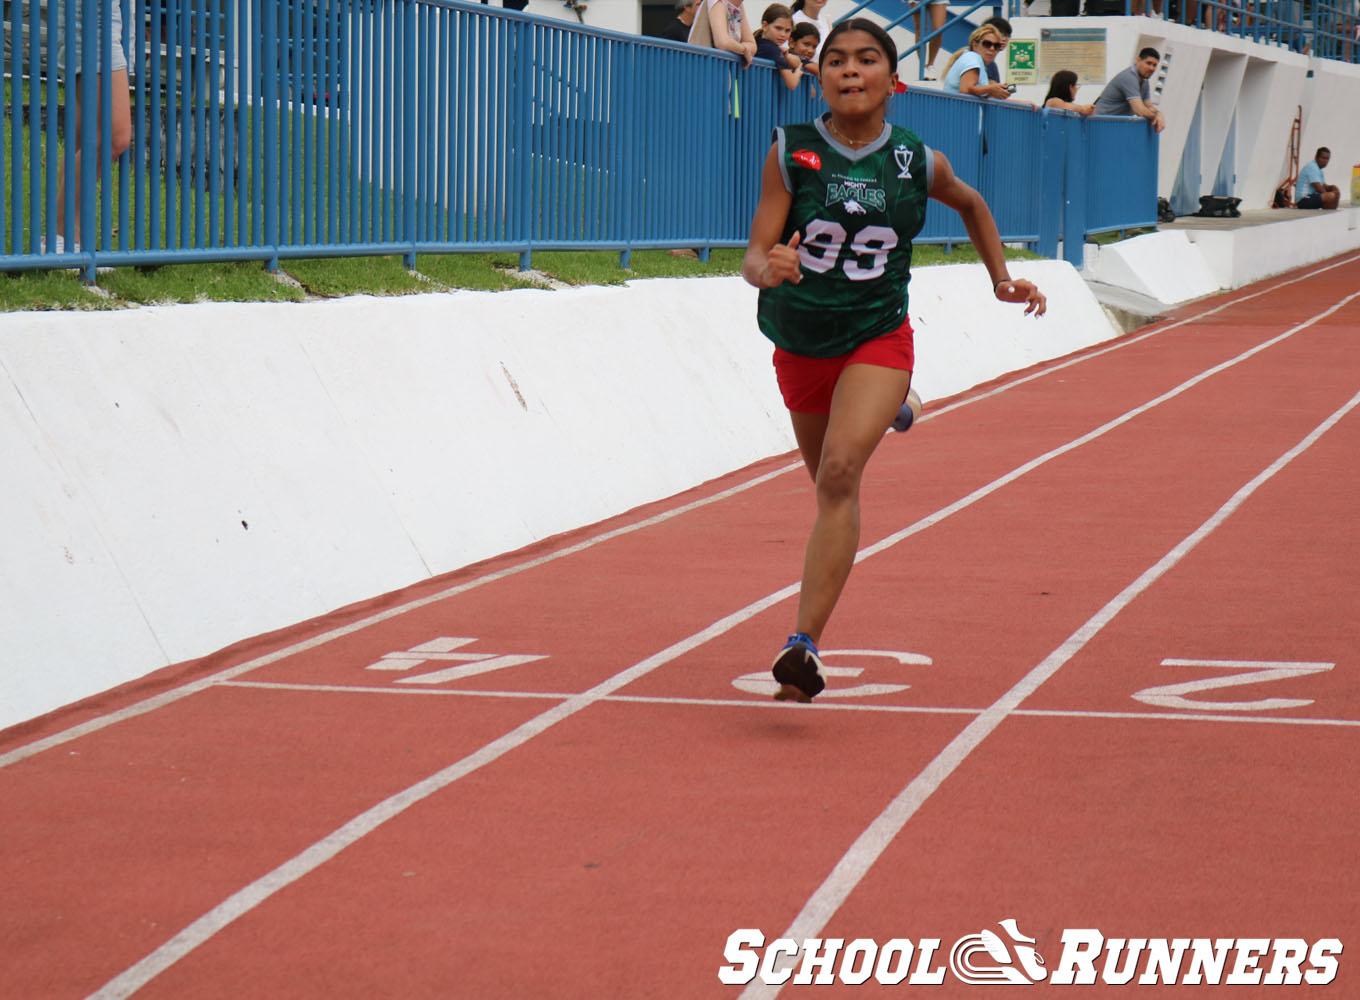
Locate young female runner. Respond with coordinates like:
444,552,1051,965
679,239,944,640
742,18,1046,702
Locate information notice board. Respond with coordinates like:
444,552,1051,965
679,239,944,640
1038,27,1108,86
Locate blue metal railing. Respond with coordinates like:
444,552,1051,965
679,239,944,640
2,0,1154,281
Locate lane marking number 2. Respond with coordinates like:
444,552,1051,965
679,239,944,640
364,637,547,685
1133,659,1335,712
732,649,932,699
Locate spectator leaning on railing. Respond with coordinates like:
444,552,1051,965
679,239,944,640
1093,47,1166,133
791,0,834,60
689,0,758,66
754,4,807,89
980,16,1012,85
1043,70,1095,114
790,21,822,78
942,24,1019,102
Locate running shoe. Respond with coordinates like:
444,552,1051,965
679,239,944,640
891,388,922,432
771,633,826,702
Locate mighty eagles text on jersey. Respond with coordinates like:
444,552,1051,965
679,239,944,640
757,117,933,359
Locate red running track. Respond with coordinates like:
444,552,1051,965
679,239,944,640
3,252,1359,998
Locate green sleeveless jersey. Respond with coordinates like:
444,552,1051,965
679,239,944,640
757,118,933,358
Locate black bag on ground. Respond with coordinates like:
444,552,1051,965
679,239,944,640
1194,195,1242,218
1158,197,1175,223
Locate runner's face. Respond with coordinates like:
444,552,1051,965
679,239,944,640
821,31,896,116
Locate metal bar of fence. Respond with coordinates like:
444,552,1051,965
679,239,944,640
43,0,57,251
402,0,414,263
2,0,9,252
26,0,37,251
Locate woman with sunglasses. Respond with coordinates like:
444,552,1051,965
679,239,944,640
942,25,1014,100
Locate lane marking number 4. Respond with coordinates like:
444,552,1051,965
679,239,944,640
364,637,547,685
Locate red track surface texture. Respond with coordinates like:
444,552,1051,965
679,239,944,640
4,254,1359,998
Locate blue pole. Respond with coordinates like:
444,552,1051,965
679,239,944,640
264,0,278,269
1063,115,1087,268
402,0,416,268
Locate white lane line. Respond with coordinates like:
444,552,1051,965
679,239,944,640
220,680,574,701
87,290,1360,998
217,683,1360,727
1009,708,1360,728
6,255,1357,771
737,385,1360,1000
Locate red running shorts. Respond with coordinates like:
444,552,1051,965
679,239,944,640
771,316,915,414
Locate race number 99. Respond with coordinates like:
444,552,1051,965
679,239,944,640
798,220,898,281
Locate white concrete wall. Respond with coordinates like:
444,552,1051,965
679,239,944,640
1084,206,1360,303
1,260,1112,732
1184,207,1360,289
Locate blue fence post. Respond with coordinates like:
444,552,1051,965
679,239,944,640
621,39,638,264
1061,115,1087,269
512,13,533,254
77,0,98,281
263,0,279,270
402,0,417,269
1038,110,1064,261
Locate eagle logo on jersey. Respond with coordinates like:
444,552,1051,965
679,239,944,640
826,177,886,213
791,149,822,171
